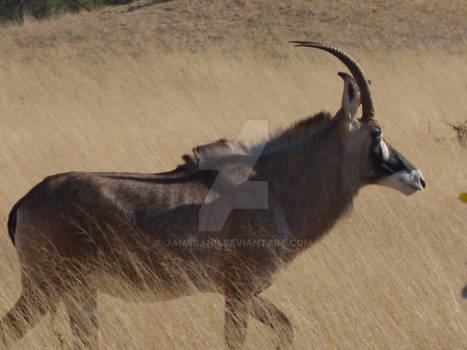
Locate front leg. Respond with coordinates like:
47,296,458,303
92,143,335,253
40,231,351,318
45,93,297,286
223,265,255,350
224,291,250,350
250,295,294,350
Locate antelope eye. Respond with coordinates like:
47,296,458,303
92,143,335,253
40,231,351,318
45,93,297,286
371,128,382,140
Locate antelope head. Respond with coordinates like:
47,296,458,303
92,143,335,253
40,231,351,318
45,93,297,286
291,41,426,195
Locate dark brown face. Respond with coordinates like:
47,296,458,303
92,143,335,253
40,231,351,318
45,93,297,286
368,125,425,195
290,41,425,196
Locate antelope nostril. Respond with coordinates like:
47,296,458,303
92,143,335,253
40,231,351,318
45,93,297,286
420,177,426,189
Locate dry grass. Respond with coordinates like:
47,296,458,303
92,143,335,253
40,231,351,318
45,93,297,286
1,0,467,62
0,0,466,349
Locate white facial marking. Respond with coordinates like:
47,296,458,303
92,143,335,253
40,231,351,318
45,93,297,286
411,170,425,191
377,169,425,196
380,139,389,161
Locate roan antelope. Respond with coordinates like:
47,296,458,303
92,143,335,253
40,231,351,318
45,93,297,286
1,42,425,349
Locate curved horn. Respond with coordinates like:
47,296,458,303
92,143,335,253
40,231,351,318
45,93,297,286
289,41,375,120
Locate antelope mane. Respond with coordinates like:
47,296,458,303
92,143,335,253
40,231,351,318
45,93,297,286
177,112,332,173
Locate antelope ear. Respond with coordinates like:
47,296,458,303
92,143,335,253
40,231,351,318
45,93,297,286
338,72,361,124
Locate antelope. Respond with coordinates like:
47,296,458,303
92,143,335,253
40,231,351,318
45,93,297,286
1,42,425,350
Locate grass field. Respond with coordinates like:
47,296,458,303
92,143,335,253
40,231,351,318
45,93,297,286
0,0,466,349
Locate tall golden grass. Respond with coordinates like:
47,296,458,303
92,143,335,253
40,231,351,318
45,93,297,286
0,1,466,349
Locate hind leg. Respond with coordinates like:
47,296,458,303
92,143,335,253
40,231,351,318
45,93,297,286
0,276,59,348
250,296,294,350
63,283,98,350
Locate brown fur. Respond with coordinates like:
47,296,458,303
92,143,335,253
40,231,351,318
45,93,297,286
0,111,375,350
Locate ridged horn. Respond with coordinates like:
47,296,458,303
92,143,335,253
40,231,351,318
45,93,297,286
289,41,375,120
